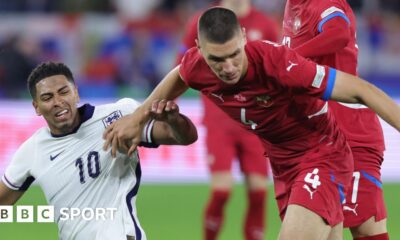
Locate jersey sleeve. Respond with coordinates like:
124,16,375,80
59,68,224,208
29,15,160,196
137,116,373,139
317,4,350,33
262,41,336,100
2,138,35,191
178,47,198,88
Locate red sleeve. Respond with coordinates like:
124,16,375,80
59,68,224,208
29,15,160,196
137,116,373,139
175,14,200,65
263,16,280,42
178,48,196,86
261,41,336,99
294,14,351,58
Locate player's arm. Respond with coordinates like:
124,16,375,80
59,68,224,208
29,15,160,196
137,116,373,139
149,100,198,145
0,181,24,205
294,17,351,58
329,70,400,131
103,66,189,156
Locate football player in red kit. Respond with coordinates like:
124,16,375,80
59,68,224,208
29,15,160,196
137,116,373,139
104,8,400,240
282,1,388,239
176,1,279,239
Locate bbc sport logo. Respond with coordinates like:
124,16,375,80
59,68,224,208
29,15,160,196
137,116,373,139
0,206,117,223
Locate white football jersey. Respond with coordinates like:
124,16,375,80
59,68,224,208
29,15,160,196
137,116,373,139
2,98,155,240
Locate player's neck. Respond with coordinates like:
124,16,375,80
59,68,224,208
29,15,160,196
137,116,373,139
221,1,251,17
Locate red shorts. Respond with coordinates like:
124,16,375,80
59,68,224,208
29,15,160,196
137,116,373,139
205,121,268,176
273,146,353,227
343,147,387,228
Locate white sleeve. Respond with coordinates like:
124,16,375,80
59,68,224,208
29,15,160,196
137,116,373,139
2,138,35,191
116,98,141,114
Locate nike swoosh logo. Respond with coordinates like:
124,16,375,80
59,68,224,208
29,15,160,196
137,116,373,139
50,151,64,161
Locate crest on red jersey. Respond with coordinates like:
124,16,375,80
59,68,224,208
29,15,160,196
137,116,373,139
256,95,273,108
234,93,247,102
293,17,301,34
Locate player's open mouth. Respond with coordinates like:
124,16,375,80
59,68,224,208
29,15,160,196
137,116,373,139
55,109,69,120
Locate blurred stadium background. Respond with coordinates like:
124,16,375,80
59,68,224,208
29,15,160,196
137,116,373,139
0,0,399,239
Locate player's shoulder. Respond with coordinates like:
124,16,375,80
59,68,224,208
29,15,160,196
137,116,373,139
13,129,44,158
180,47,204,75
312,0,349,16
246,40,285,58
96,98,141,115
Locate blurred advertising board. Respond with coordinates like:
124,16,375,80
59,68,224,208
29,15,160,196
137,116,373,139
0,99,399,182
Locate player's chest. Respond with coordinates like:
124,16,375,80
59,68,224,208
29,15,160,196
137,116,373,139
204,84,290,131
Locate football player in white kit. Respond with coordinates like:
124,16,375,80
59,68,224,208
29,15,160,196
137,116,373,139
0,62,198,240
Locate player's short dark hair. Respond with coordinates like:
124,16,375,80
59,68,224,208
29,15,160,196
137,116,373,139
27,61,75,99
198,7,241,44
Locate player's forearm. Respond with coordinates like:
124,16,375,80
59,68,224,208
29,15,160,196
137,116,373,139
357,82,400,132
164,114,198,145
0,182,23,205
135,67,189,126
331,71,400,132
142,66,188,109
294,19,350,58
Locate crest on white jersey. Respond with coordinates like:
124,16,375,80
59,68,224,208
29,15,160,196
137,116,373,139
102,110,123,127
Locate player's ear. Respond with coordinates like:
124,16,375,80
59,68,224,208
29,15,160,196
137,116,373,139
74,86,80,103
195,39,200,49
32,100,42,116
241,27,247,44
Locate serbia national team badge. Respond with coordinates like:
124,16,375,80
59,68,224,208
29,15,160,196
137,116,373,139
102,110,123,128
256,95,273,108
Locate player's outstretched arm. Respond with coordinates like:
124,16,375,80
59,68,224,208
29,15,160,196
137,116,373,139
330,70,400,132
149,100,198,145
0,181,24,205
103,66,189,157
293,17,350,58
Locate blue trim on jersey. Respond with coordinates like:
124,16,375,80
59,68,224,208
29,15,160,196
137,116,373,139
318,12,350,33
126,161,143,240
338,183,345,203
322,68,336,100
361,170,382,188
3,175,35,191
51,104,95,138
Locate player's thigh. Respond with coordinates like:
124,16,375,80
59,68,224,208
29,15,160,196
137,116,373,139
350,217,387,238
279,204,332,240
235,128,268,177
327,222,343,240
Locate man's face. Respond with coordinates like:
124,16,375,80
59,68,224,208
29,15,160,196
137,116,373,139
198,29,248,85
32,75,80,135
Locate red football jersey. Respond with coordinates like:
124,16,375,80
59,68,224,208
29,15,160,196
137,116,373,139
177,6,280,127
282,0,385,152
179,41,346,167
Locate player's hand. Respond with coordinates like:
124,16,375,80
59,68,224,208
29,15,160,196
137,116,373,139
103,107,150,157
149,99,180,124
